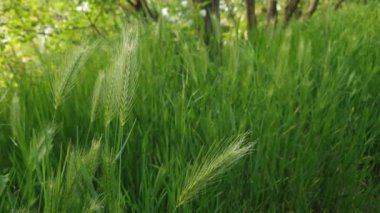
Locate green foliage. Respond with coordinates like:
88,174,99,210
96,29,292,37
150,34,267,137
0,0,122,90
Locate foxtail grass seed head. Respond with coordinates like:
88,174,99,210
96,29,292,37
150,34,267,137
177,133,253,207
53,43,92,110
90,72,105,123
103,27,139,126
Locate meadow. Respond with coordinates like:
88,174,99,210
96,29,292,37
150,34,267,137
0,5,379,212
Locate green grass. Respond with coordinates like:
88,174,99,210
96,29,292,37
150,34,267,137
0,5,380,212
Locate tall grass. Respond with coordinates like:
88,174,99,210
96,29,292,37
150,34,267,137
0,5,380,212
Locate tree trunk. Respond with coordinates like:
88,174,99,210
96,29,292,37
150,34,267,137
307,0,319,18
284,0,300,27
267,0,278,27
202,0,220,46
126,0,158,21
335,0,345,10
245,0,256,35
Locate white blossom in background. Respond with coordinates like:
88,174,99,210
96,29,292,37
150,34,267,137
0,26,4,33
220,1,228,12
1,36,10,44
187,19,193,26
233,6,238,13
0,17,8,24
168,16,177,22
221,17,229,26
161,7,169,17
199,9,206,17
21,57,29,63
44,26,54,35
277,4,282,11
161,7,178,22
76,1,90,12
181,1,188,7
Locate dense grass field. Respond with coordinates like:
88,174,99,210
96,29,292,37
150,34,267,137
0,5,379,212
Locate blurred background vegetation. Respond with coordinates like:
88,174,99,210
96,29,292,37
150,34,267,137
0,0,373,89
